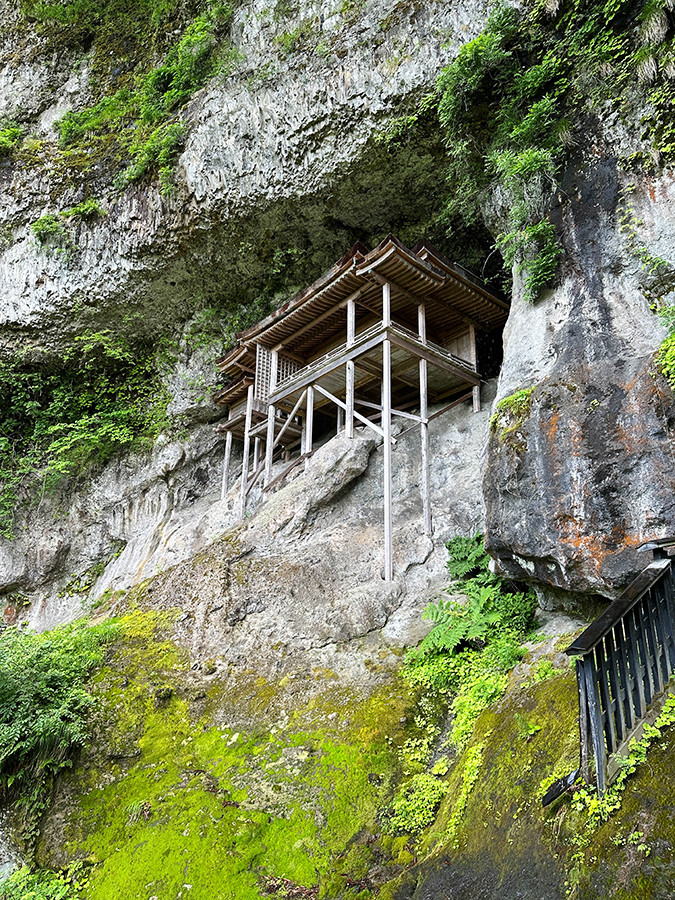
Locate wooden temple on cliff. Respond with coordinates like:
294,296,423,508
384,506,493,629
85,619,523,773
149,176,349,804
214,235,509,580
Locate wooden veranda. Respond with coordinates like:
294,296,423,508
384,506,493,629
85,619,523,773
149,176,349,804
214,235,509,580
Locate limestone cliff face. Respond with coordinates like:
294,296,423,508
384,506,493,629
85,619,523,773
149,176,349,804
484,136,675,600
1,0,674,622
0,0,490,349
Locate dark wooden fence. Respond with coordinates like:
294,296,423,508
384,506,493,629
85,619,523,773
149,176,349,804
565,538,675,794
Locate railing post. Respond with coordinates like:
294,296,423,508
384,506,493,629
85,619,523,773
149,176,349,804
583,655,607,794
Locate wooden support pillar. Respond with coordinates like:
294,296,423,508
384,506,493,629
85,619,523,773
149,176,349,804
220,430,233,501
336,407,344,434
382,281,393,581
418,304,432,537
305,385,314,470
239,383,254,518
264,350,279,487
382,280,391,327
345,297,355,439
469,324,481,412
253,437,260,473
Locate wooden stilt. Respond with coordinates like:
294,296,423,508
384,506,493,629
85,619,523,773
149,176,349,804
305,385,314,471
382,281,393,581
383,336,393,581
346,297,355,439
239,383,254,517
253,437,260,473
264,350,279,487
382,281,391,327
469,324,481,412
336,407,344,434
418,304,432,537
221,430,232,501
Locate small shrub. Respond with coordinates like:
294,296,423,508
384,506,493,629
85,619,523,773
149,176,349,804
0,124,23,157
657,329,675,389
61,199,106,219
117,122,186,194
0,861,90,900
31,214,67,246
0,621,119,819
273,19,316,54
404,535,535,750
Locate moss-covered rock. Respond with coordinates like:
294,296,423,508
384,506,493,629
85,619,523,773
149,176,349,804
37,609,417,899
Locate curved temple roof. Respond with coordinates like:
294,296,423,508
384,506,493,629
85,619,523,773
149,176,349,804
216,235,509,378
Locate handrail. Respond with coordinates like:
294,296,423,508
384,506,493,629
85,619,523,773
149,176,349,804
561,539,675,795
565,558,672,657
273,321,477,398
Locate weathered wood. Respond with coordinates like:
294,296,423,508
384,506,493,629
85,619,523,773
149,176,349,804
613,621,634,733
566,559,671,655
313,384,393,443
382,334,393,581
584,657,607,794
418,303,432,538
625,610,646,719
578,661,591,783
634,604,654,706
239,383,254,517
596,644,617,754
660,574,675,670
469,323,480,412
272,290,362,351
354,398,422,423
271,390,307,454
387,330,480,384
604,631,625,743
638,593,663,696
305,385,314,471
382,281,391,328
264,349,279,487
647,589,670,690
221,429,233,500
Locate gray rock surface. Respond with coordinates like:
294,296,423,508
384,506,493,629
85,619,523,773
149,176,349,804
484,148,675,598
3,383,496,654
0,0,493,350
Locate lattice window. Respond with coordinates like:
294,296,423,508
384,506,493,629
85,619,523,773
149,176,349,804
278,354,300,386
255,345,301,401
255,345,271,401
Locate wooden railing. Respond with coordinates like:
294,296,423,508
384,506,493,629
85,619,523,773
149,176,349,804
271,321,477,404
565,538,675,793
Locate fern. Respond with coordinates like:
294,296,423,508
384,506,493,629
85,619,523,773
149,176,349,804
446,534,491,579
0,620,119,830
415,535,538,660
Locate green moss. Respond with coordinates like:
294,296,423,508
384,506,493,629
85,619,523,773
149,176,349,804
489,386,536,446
273,18,318,55
35,613,414,899
657,330,675,389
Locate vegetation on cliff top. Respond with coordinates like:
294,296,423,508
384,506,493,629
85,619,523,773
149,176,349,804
385,0,675,302
16,0,241,193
